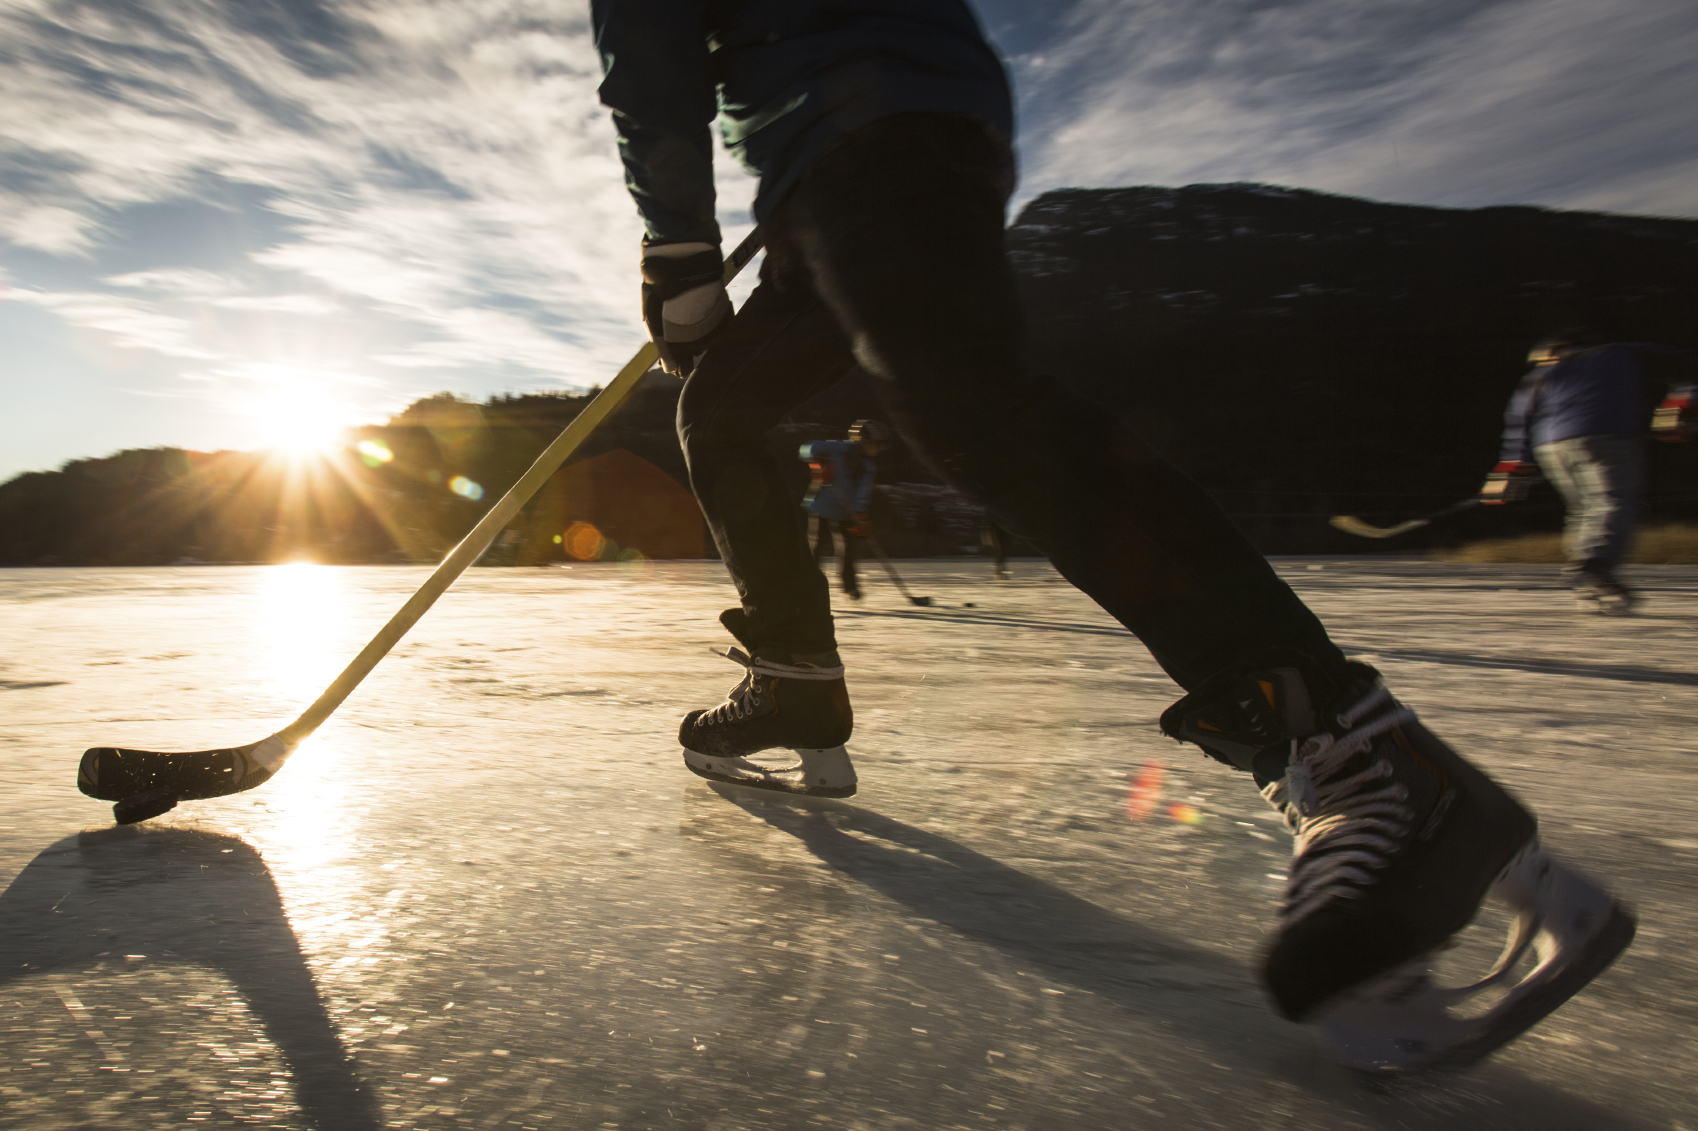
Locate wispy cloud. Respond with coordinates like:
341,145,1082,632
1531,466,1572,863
0,0,747,429
1001,0,1698,215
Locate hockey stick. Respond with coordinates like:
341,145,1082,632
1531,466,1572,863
79,229,766,825
1329,496,1482,540
864,534,932,606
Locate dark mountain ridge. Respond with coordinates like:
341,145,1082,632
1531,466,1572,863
3,183,1694,565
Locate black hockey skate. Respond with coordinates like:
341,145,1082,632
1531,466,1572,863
1573,574,1637,615
1162,657,1635,1075
679,645,856,798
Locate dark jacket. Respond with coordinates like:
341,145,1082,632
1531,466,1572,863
591,0,1014,245
1498,343,1691,463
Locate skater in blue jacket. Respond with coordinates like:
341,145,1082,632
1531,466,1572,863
1483,328,1696,612
592,0,1634,1074
802,420,888,599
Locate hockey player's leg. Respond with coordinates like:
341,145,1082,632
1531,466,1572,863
782,113,1341,689
779,114,1633,1071
1569,436,1644,613
840,523,862,599
675,279,861,796
1162,656,1635,1074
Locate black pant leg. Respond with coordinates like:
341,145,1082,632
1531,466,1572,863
678,275,859,654
774,115,1347,690
811,514,834,563
840,523,859,592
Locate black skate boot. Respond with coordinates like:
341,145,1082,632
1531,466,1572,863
1162,656,1635,1074
679,632,856,798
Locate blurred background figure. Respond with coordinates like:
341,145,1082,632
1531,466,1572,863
802,419,890,600
981,512,1011,580
1482,328,1697,613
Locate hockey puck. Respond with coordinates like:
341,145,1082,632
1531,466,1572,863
113,788,180,826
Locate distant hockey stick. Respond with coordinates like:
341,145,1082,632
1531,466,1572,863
79,229,766,825
864,535,932,606
1329,496,1482,540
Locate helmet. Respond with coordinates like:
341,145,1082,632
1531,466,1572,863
848,419,890,445
1528,327,1603,364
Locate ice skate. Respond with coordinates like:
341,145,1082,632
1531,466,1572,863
1574,578,1636,615
679,645,856,798
1162,657,1634,1075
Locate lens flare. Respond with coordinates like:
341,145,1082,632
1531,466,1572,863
564,521,605,561
449,476,484,501
1167,802,1204,825
1127,760,1165,821
356,439,393,467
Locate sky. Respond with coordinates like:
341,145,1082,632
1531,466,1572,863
2,0,1695,483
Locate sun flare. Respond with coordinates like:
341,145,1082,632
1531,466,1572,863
258,396,348,455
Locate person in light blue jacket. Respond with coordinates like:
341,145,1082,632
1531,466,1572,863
1483,328,1695,612
801,419,888,599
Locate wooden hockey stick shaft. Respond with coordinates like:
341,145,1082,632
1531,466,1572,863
277,229,764,746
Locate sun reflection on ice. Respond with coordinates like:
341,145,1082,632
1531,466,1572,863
258,563,347,704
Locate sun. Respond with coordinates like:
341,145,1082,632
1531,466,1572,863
253,389,350,456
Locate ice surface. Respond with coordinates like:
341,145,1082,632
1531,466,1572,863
1,560,1694,1129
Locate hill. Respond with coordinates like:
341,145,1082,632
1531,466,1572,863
3,183,1694,565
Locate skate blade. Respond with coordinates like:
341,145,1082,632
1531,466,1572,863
1316,844,1636,1077
681,746,857,799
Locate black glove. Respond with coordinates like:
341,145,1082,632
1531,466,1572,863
640,242,731,377
1480,461,1538,505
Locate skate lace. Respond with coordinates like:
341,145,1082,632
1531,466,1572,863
1261,685,1418,926
701,647,845,727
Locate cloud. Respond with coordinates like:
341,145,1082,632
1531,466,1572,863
1004,0,1698,216
0,0,751,395
8,287,222,359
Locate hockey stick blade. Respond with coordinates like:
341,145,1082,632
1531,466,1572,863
79,733,289,824
1329,514,1432,540
1330,497,1482,540
78,231,766,825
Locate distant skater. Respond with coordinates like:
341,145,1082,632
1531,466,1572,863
1482,328,1696,613
593,0,1634,1074
981,513,1010,580
801,420,889,600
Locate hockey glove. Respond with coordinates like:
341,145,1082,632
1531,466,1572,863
641,241,732,377
848,513,871,538
1480,461,1538,505
1653,386,1695,442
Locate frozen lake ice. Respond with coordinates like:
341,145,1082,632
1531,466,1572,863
1,560,1695,1130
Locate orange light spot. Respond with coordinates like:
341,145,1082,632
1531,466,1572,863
564,521,606,561
1127,760,1165,821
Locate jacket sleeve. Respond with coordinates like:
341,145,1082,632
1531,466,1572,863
1498,370,1540,464
592,0,721,245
